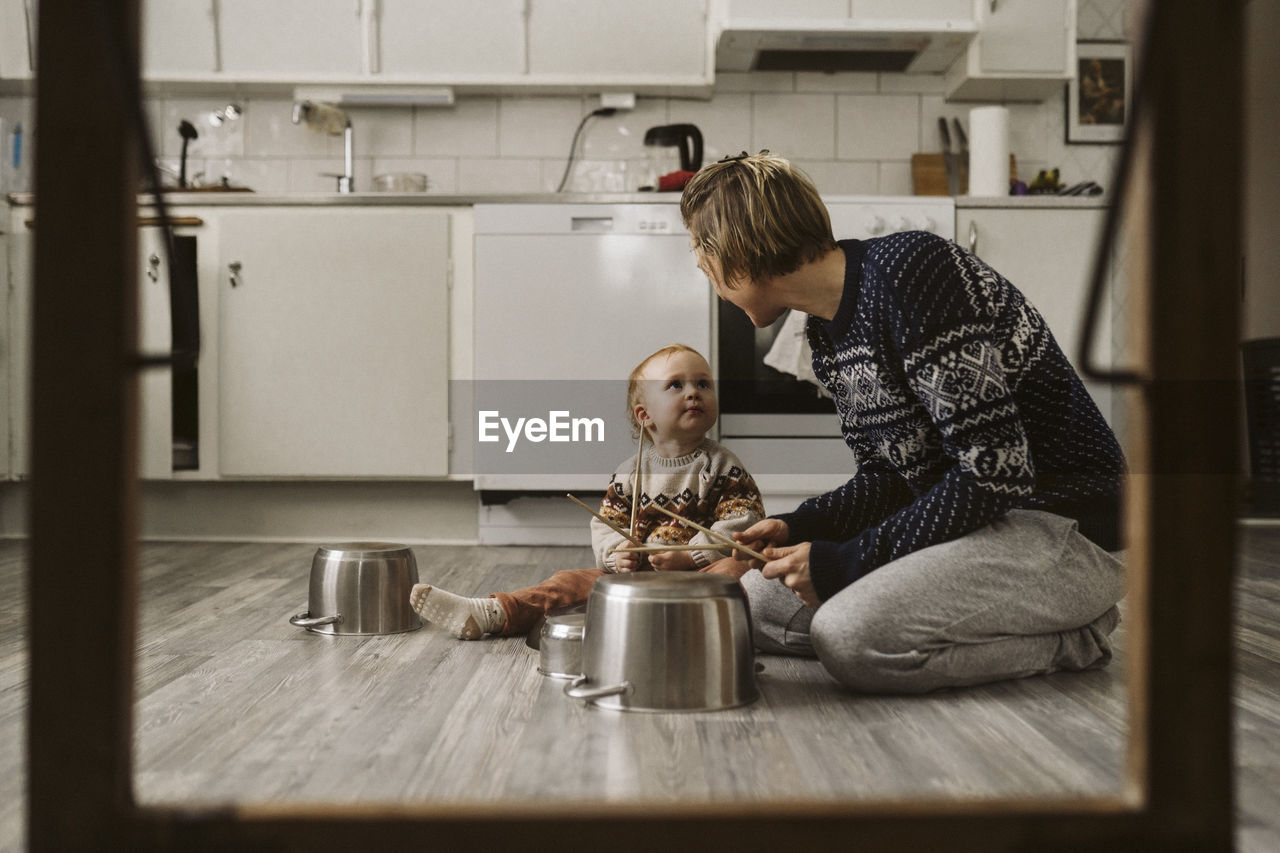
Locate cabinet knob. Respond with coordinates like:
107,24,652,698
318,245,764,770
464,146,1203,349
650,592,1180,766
228,260,242,288
968,221,979,255
147,253,161,282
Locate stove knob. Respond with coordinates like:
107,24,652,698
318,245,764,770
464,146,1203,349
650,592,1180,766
921,216,938,233
865,215,885,235
893,215,912,232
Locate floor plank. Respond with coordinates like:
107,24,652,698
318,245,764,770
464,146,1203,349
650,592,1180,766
1,529,1278,851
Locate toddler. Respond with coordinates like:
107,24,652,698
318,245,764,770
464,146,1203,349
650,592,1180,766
410,344,765,639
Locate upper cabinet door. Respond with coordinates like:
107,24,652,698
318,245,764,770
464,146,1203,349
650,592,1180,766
374,0,526,77
528,0,707,80
944,0,1074,101
218,0,362,77
975,0,1070,74
142,0,219,77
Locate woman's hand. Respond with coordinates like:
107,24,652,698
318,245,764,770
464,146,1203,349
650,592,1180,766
613,548,643,573
648,549,695,572
734,518,790,566
760,542,819,608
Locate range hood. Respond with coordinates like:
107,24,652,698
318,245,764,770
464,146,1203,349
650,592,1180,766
716,19,977,74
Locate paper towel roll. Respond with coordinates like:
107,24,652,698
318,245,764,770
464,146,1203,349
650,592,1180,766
968,106,1010,197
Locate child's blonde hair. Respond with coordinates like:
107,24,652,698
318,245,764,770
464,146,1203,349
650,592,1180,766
680,151,836,289
626,343,706,438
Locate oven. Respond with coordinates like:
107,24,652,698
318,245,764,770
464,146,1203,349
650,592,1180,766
716,196,955,502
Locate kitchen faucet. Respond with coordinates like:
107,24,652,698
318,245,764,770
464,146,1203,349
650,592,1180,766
292,100,354,193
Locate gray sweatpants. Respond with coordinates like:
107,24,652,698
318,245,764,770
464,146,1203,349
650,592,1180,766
740,509,1125,694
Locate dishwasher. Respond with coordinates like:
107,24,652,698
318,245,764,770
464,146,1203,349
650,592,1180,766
472,203,712,498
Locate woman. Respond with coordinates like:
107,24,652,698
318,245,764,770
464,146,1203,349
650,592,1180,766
680,152,1126,694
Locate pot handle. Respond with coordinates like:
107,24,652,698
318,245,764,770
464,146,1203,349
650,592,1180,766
563,676,631,703
289,611,341,629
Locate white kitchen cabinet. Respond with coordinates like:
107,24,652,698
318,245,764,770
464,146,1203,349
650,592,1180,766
5,206,29,478
4,207,193,480
132,0,713,92
945,0,1076,102
216,0,363,78
956,203,1119,425
141,0,220,78
0,213,9,479
0,0,35,80
137,225,176,479
727,0,972,20
136,217,210,480
372,0,526,78
528,0,709,83
215,208,450,478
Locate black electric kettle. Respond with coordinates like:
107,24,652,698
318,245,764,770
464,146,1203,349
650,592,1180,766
642,123,704,172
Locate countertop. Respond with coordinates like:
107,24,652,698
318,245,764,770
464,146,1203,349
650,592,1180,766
4,191,684,207
6,191,1112,209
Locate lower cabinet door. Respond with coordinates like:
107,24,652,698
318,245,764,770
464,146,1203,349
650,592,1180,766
216,209,450,478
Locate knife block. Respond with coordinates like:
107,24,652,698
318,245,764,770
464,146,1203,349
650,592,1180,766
910,153,1017,196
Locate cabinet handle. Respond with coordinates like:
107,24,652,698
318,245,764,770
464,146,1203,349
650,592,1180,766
147,253,161,282
968,221,978,255
228,261,242,288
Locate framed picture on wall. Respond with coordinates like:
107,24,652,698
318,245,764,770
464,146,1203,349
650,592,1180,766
1066,42,1131,144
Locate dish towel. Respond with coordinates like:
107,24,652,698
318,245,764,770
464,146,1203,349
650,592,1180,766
763,310,830,398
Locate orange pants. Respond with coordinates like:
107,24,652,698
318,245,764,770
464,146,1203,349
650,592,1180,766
491,557,753,637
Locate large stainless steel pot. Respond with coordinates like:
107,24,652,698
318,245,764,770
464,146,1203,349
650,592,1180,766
564,573,758,712
288,542,422,636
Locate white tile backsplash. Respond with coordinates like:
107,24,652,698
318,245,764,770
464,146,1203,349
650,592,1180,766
670,94,753,162
837,94,919,160
458,157,542,194
794,160,880,195
414,98,499,157
753,93,837,158
498,96,589,158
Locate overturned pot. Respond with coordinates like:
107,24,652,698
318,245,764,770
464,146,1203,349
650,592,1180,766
289,542,422,636
564,572,758,712
538,610,586,679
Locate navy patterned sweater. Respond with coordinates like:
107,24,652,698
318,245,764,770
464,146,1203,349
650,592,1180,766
775,232,1125,602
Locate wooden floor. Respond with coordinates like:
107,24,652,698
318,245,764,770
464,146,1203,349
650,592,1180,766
1,527,1277,851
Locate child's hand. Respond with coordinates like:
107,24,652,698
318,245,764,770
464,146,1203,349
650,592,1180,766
614,549,643,573
648,550,695,572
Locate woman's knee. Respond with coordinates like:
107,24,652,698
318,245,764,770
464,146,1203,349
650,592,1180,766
810,601,911,693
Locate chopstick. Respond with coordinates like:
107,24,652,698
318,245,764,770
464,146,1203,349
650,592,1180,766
612,543,735,555
566,493,644,545
646,501,770,563
630,428,644,540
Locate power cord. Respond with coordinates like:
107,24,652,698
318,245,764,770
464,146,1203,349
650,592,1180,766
555,107,617,193
92,0,200,369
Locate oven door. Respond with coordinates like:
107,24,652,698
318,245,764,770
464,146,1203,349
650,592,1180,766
716,300,853,501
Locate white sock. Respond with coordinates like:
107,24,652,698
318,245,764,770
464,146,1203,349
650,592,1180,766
409,584,505,640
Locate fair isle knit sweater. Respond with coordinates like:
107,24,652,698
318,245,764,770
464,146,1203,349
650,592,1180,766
776,232,1125,602
591,438,765,572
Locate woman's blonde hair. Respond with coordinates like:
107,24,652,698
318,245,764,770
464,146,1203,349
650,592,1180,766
680,151,836,288
625,343,706,438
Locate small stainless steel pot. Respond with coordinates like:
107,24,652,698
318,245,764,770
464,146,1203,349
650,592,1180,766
564,573,758,712
289,542,423,636
537,611,585,679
